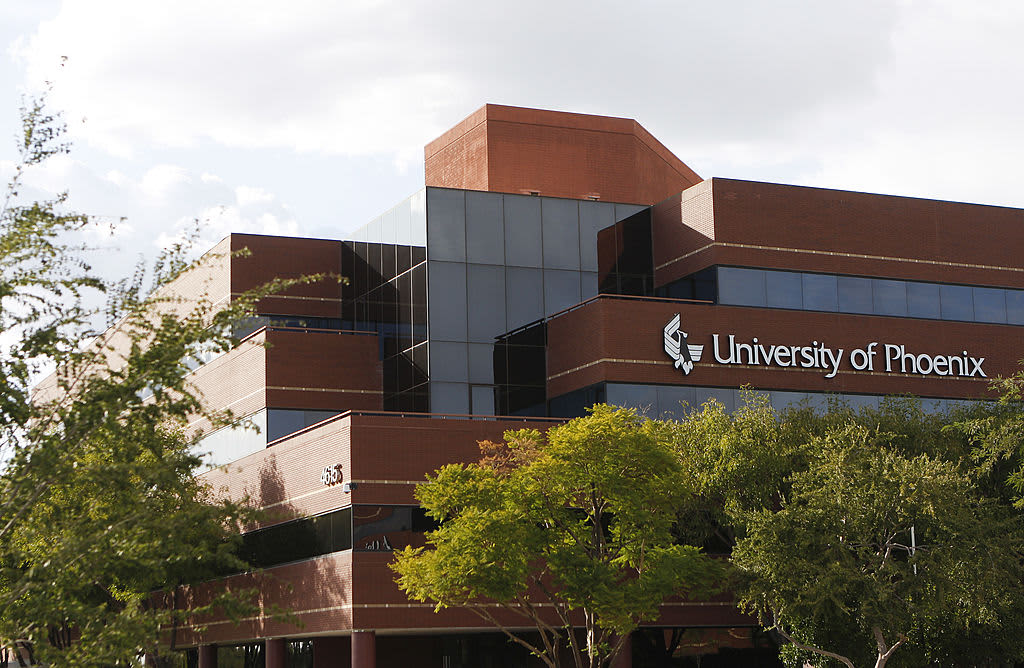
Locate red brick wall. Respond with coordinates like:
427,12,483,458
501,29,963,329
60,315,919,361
547,297,1018,400
655,179,1024,288
230,234,344,318
425,104,702,205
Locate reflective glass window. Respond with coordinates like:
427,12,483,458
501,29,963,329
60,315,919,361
873,279,907,316
408,189,427,247
470,385,496,416
606,384,659,415
940,284,974,321
802,273,838,311
506,267,544,329
973,287,1006,323
579,201,615,272
1007,290,1024,325
615,203,647,221
426,188,466,261
838,276,873,314
907,282,940,318
427,342,468,382
429,381,469,414
466,192,504,264
467,264,507,343
541,198,581,270
656,385,697,418
718,267,766,307
427,261,467,341
544,269,582,316
765,271,803,309
504,195,543,267
467,343,496,384
694,388,736,412
581,272,599,300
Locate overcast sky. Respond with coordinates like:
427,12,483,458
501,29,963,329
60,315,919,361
2,0,1023,267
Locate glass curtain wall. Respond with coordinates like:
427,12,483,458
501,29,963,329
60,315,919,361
424,188,645,415
343,191,430,410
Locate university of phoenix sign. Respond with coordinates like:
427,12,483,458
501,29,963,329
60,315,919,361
664,314,986,380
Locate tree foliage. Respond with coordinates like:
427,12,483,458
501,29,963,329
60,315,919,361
0,94,305,666
392,405,723,668
679,392,1024,668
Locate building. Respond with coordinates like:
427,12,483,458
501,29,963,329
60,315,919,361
168,105,1024,667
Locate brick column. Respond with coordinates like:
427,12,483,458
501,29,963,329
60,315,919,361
266,638,287,668
351,630,376,668
198,644,217,668
611,633,632,668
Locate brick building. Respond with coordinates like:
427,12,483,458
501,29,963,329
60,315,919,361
168,105,1024,667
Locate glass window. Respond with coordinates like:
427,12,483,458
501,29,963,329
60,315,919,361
579,201,615,272
465,191,504,264
940,284,974,321
544,269,582,316
656,385,697,418
973,287,1006,323
873,279,907,316
765,271,803,309
467,343,496,384
541,198,581,270
503,195,543,267
838,276,873,314
506,267,544,329
907,282,940,318
581,272,599,300
470,385,496,416
427,261,467,341
802,273,838,311
1007,290,1024,325
615,203,647,221
606,384,659,415
694,388,736,412
427,341,468,382
467,264,507,343
426,188,466,262
718,267,766,307
429,381,469,415
409,189,427,247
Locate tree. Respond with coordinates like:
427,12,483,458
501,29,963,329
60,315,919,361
0,94,305,666
392,404,722,668
711,398,1024,668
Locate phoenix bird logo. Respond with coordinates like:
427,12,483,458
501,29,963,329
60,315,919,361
664,314,703,375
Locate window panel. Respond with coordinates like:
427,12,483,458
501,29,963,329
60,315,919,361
802,273,838,311
940,284,974,321
544,269,582,316
907,282,941,318
838,276,873,314
427,261,467,341
427,342,468,382
873,279,907,316
541,198,581,270
503,195,543,267
1008,290,1024,325
426,188,466,261
506,267,544,329
765,271,803,309
466,191,504,264
467,264,507,342
973,287,1006,323
718,267,766,307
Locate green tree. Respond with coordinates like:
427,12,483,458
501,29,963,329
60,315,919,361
0,95,305,666
714,401,1024,668
392,405,722,668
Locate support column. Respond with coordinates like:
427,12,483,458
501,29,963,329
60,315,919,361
198,644,217,668
611,633,632,668
266,638,287,668
351,630,376,668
